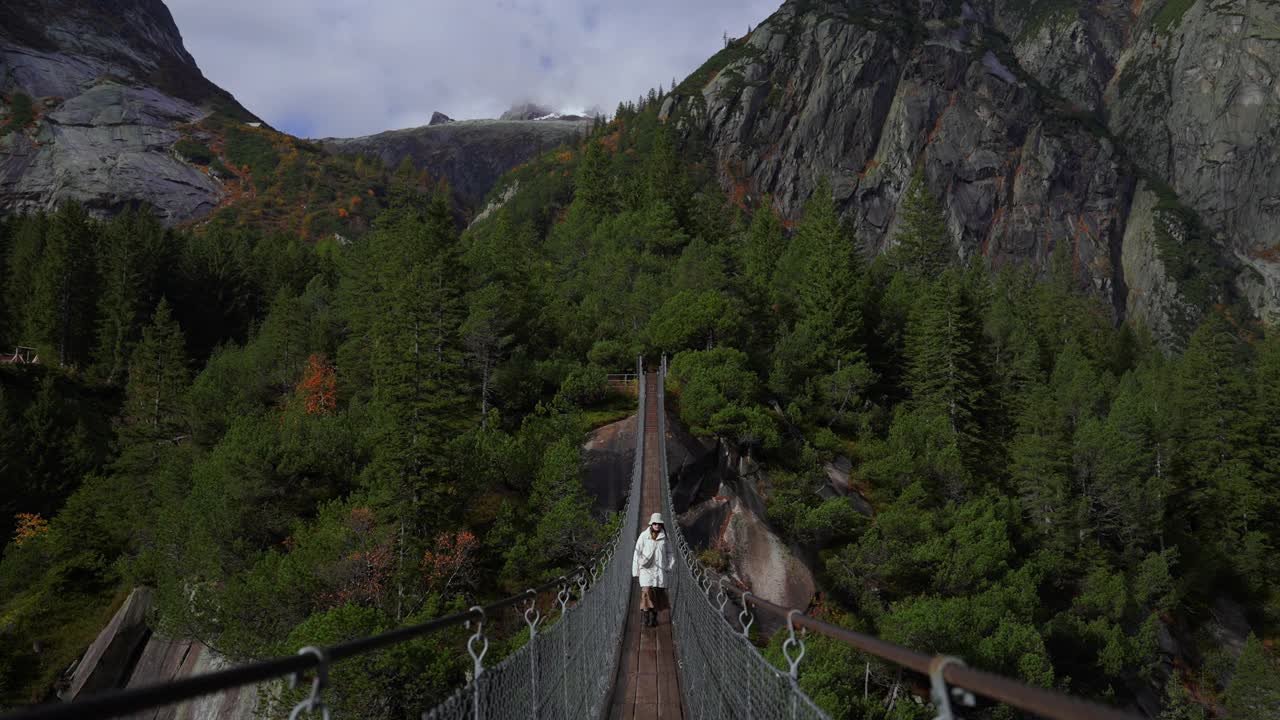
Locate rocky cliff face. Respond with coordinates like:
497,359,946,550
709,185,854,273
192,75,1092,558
322,117,589,214
0,2,589,225
661,0,1280,341
0,0,259,223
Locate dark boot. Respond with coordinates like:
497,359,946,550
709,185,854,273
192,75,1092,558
641,609,651,627
645,609,656,627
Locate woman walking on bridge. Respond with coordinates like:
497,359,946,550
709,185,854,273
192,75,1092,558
633,513,674,627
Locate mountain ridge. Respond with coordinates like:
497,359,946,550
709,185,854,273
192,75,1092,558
653,0,1279,343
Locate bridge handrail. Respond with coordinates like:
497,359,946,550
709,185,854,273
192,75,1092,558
4,358,649,720
655,354,1142,720
0,565,606,720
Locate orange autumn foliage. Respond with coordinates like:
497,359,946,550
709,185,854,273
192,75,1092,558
422,530,478,592
321,540,395,609
13,513,49,547
297,354,337,415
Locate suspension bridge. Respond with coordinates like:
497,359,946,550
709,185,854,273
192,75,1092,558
1,358,1143,720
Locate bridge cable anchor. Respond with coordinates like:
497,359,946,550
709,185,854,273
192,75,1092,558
287,646,331,720
782,609,806,680
929,655,976,720
738,592,755,638
522,589,542,637
556,576,572,614
467,606,489,679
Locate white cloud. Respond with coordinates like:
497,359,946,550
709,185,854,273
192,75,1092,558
167,0,781,138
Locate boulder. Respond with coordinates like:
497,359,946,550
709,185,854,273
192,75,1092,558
581,415,638,516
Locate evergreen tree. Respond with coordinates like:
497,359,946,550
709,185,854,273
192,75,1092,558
3,212,48,344
122,299,191,446
1158,673,1205,720
893,168,952,278
20,374,92,511
904,269,985,471
363,187,470,619
574,139,617,215
1224,634,1280,720
741,200,785,298
769,179,870,418
96,209,165,383
1255,331,1280,515
645,125,684,210
30,202,99,366
1174,313,1260,572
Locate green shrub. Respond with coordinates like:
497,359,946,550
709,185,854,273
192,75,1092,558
555,365,609,407
1153,0,1196,33
224,126,280,180
174,138,213,165
1,93,34,137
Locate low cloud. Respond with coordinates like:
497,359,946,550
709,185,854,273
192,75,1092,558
167,0,780,138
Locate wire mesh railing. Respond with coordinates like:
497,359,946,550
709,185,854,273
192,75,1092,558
422,356,646,720
2,358,646,720
654,355,1141,720
656,355,829,720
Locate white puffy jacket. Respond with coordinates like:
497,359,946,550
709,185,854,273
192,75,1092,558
632,530,674,588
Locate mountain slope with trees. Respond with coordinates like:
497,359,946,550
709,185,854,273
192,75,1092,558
2,1,1280,719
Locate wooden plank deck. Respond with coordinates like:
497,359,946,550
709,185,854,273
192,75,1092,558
607,372,685,720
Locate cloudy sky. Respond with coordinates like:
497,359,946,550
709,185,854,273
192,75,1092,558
167,0,780,139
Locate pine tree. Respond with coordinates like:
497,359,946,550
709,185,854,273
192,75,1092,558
363,187,470,619
123,299,190,445
1174,313,1259,565
1010,381,1074,544
4,212,47,343
1224,634,1280,719
1158,673,1205,720
1255,330,1280,507
645,125,683,210
574,139,616,215
769,179,870,417
30,202,99,366
21,375,86,505
905,270,984,454
96,209,165,383
893,168,952,278
741,200,785,296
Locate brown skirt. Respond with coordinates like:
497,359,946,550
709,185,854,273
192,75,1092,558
640,585,668,611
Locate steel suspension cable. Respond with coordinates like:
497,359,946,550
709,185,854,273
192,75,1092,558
3,358,648,720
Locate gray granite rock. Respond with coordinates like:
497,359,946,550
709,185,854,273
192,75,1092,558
661,0,1280,339
0,0,261,224
1,83,222,223
322,117,589,214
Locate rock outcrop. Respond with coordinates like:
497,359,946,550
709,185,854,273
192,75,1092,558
582,415,638,515
322,117,589,215
661,0,1280,337
60,586,262,718
0,0,260,223
500,102,556,121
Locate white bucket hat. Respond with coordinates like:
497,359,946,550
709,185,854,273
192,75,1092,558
649,513,665,526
